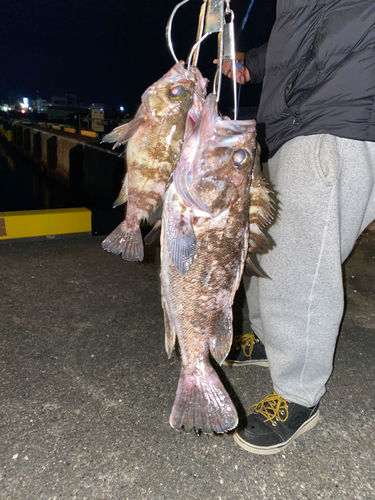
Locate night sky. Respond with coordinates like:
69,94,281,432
0,0,275,113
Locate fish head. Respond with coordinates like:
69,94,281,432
102,62,206,149
142,61,199,120
174,94,257,217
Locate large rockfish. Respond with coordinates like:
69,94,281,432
101,61,207,262
160,94,257,434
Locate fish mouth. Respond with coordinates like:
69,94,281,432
189,115,197,127
188,78,208,127
175,94,256,217
174,95,218,215
174,95,220,216
179,177,213,215
174,158,214,216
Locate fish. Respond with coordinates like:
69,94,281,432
101,61,208,262
160,94,258,434
245,145,274,276
248,145,273,253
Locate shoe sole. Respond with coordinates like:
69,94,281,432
233,409,320,455
223,359,269,367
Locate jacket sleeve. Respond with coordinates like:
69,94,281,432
245,43,268,84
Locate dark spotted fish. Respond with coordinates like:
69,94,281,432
160,94,258,434
101,61,207,261
245,145,274,275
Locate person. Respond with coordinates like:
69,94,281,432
222,0,375,455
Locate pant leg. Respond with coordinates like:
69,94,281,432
245,134,375,407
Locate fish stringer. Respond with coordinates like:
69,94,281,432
166,0,239,118
189,0,238,119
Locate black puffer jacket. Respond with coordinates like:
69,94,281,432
245,0,375,158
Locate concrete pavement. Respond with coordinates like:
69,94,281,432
0,232,374,499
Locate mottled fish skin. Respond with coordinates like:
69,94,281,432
248,144,273,254
101,62,207,262
160,94,257,434
244,145,274,277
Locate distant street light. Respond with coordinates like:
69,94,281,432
120,106,124,112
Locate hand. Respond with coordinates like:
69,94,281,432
222,52,250,84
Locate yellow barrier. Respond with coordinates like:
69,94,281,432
64,127,76,134
80,130,98,138
52,125,61,131
0,208,92,240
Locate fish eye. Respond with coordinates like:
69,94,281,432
232,149,251,169
169,85,187,101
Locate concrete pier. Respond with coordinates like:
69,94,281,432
0,233,374,499
8,122,126,209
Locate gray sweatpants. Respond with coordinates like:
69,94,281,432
244,134,375,407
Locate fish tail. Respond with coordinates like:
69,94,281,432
170,364,238,435
102,222,144,262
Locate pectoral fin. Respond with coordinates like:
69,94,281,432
101,108,146,149
166,208,197,276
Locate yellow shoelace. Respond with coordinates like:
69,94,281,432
233,332,258,358
248,391,289,425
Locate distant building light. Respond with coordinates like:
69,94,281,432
120,106,124,112
20,98,30,110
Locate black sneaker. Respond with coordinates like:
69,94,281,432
224,332,268,367
233,391,320,455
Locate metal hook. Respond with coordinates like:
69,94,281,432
166,0,191,64
167,0,239,118
187,32,211,69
